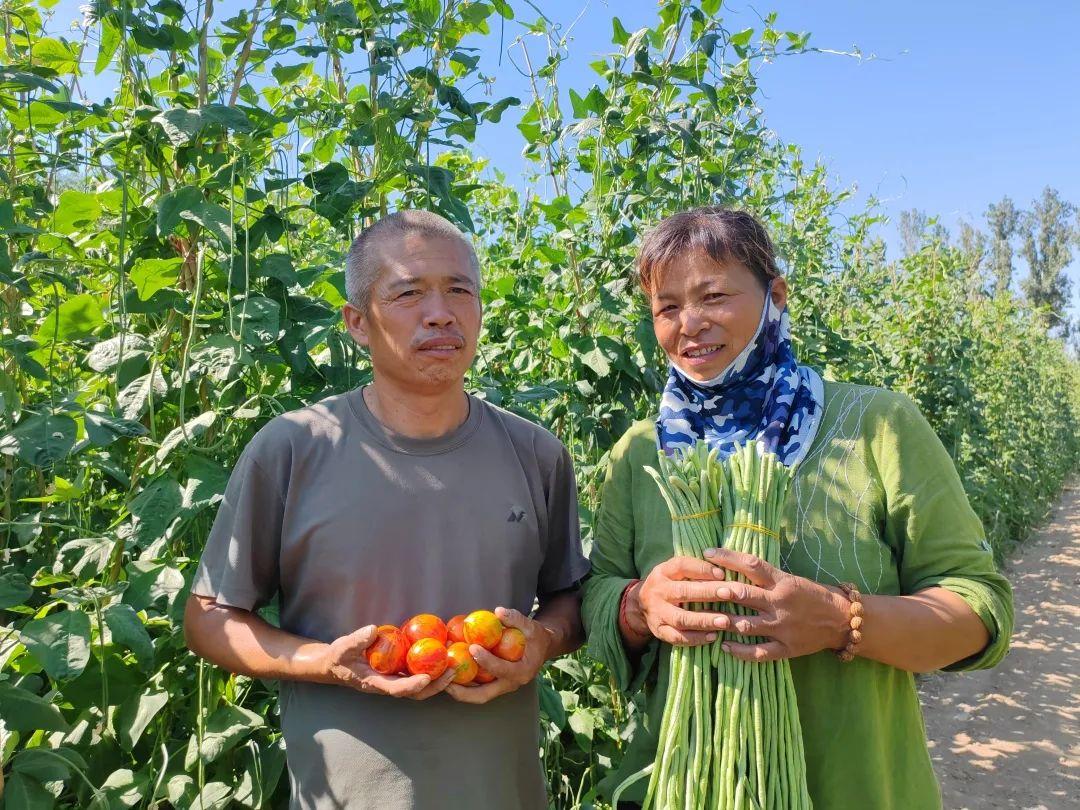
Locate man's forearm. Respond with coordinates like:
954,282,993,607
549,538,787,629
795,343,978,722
184,595,331,683
534,590,585,660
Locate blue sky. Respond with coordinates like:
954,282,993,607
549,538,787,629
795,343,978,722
44,0,1080,317
462,1,1080,314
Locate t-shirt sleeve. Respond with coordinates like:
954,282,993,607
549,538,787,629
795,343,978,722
878,392,1014,672
536,444,591,596
190,445,284,612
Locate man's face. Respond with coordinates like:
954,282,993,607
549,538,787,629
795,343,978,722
343,233,482,393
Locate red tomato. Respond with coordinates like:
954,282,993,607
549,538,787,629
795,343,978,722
365,625,408,675
463,610,503,649
493,627,526,662
446,614,468,644
402,614,448,646
446,642,478,685
406,638,448,679
473,665,496,685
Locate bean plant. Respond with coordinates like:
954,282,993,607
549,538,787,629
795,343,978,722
0,1,1076,808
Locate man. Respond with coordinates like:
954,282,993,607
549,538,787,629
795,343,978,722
184,210,589,809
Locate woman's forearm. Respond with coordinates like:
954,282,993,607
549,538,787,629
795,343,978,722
849,586,990,672
184,595,332,683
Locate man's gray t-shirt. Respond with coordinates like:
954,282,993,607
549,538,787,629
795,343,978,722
191,387,589,809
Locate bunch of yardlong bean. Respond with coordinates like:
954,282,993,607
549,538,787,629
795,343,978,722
614,440,812,810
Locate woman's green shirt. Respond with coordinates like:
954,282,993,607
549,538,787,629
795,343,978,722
580,381,1013,809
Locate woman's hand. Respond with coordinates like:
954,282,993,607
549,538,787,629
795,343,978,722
703,548,851,661
624,556,732,647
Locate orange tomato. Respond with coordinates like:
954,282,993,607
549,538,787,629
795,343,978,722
473,665,496,684
406,638,448,679
365,625,408,675
493,627,526,662
446,642,478,685
402,614,448,646
446,614,468,644
463,610,503,649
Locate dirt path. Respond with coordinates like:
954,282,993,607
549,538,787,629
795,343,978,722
919,481,1080,810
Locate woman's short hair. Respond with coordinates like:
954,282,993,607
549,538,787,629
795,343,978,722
345,210,480,311
636,207,781,296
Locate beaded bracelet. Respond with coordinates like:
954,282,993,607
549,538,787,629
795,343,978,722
834,582,864,663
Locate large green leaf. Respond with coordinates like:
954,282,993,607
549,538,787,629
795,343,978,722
236,296,281,345
86,334,152,372
34,294,105,342
153,105,252,147
128,477,183,545
63,651,142,708
116,369,167,420
1,772,55,810
154,411,217,465
156,186,204,236
11,746,87,783
96,18,121,74
0,571,32,609
56,536,115,577
0,413,77,467
53,190,102,232
189,334,253,382
31,37,79,74
103,603,154,669
87,768,149,809
195,703,265,763
129,257,182,300
123,561,185,612
0,682,69,732
20,610,92,680
191,782,232,810
183,455,229,511
182,201,234,247
84,410,149,447
115,685,168,750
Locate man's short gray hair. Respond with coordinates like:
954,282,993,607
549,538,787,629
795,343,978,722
345,210,481,311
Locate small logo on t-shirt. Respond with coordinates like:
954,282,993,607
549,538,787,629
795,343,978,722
507,508,527,523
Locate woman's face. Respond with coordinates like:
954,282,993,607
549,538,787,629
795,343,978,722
650,249,788,383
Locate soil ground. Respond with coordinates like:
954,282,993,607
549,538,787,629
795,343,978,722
919,481,1080,810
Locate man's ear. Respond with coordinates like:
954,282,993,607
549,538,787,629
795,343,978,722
342,302,371,348
769,276,788,311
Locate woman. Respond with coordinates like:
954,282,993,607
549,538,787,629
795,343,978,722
581,208,1013,809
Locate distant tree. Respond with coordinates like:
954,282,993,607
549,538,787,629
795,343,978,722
1018,187,1075,333
957,220,989,297
899,208,948,256
985,196,1019,296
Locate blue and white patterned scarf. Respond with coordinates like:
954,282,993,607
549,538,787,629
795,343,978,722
656,283,825,467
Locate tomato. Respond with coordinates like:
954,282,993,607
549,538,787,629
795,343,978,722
365,625,408,675
493,627,526,662
473,665,496,685
402,614,448,646
406,637,448,679
446,641,478,685
463,610,503,649
446,614,468,644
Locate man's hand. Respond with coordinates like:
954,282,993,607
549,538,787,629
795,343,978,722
446,607,552,705
321,625,456,700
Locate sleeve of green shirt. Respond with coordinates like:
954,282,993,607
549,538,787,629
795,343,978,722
580,430,660,692
876,391,1015,671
